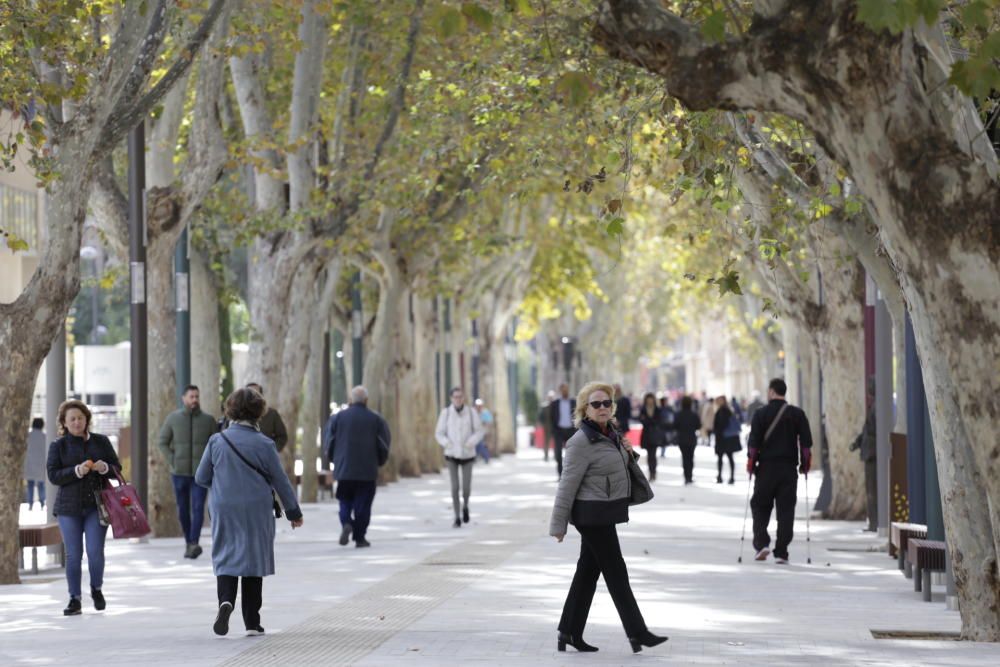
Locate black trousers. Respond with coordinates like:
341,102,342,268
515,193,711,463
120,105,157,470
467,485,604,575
553,427,575,477
558,524,647,638
643,446,657,478
716,452,735,480
864,458,877,531
217,575,263,629
751,462,798,559
679,444,695,482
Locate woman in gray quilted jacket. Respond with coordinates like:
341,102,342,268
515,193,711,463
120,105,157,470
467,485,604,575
549,381,668,654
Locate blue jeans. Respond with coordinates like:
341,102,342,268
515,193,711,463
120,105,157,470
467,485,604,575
171,474,208,545
57,508,108,598
24,480,46,506
336,480,376,542
475,441,490,462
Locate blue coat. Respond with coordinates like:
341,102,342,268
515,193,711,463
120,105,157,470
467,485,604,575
323,404,391,481
195,424,302,577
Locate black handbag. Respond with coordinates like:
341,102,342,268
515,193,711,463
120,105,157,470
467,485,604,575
627,450,654,506
220,432,283,519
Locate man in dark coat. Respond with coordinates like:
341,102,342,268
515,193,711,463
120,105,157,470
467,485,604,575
746,378,813,564
244,383,289,452
850,378,878,532
549,384,576,478
613,383,631,432
324,386,391,548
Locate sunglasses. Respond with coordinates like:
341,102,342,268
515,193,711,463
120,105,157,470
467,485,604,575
588,400,614,409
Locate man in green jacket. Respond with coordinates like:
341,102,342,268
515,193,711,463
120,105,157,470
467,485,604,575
246,383,288,452
158,385,217,559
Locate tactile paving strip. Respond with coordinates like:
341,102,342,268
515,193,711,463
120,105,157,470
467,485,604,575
218,507,546,666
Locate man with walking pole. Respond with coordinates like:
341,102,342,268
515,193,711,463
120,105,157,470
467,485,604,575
745,379,813,565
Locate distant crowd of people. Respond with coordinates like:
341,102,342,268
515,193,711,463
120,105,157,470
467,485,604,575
536,385,767,485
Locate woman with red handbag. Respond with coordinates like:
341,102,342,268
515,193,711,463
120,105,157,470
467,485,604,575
46,400,120,616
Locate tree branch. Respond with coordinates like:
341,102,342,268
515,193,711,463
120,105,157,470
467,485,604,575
98,0,228,153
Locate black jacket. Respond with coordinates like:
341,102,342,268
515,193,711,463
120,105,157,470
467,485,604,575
324,404,391,481
638,407,664,449
549,397,576,431
674,409,701,447
47,433,121,517
615,396,631,431
747,399,812,464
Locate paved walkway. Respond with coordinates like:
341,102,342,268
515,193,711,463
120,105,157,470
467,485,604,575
3,434,998,666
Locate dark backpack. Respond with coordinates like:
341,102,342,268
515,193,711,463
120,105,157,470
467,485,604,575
723,414,741,438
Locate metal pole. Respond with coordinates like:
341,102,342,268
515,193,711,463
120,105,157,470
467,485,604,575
45,326,66,527
174,226,190,406
444,298,453,398
128,121,148,510
904,313,926,525
874,291,892,538
321,329,331,425
471,319,480,401
351,271,363,385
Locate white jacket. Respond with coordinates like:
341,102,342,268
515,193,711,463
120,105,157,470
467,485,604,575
435,405,485,460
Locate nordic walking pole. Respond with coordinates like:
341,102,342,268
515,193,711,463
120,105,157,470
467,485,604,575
737,469,753,563
804,472,812,564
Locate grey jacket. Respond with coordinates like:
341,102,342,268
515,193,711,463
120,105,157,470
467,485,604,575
549,421,632,536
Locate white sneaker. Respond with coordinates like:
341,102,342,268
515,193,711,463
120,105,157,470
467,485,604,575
775,557,789,565
754,548,770,561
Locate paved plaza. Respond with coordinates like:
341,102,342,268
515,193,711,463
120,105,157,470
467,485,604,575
3,435,997,666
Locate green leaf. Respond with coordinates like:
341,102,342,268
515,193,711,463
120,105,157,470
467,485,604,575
462,3,493,31
700,12,727,43
556,72,593,107
606,217,625,237
913,0,944,25
962,0,991,29
433,7,466,39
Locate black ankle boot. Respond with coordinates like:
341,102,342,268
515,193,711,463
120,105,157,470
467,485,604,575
91,587,106,611
63,597,82,616
557,632,598,652
628,630,668,653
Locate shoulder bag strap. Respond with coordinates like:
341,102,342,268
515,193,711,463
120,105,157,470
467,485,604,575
762,404,790,447
220,432,272,484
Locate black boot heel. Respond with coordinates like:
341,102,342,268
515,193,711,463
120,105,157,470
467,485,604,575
628,631,668,653
557,632,598,652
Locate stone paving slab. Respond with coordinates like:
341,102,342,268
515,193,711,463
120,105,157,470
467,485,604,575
2,433,999,666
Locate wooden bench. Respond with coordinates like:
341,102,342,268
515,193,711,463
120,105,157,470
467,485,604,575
890,522,927,577
908,538,946,602
18,523,64,575
294,470,334,500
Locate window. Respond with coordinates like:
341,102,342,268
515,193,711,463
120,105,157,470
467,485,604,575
0,182,38,249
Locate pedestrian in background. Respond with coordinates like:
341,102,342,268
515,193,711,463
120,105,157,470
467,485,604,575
850,378,878,532
23,417,47,510
638,393,663,481
197,388,303,636
674,396,701,484
158,384,217,559
436,387,484,527
699,393,716,449
549,383,576,478
549,381,668,654
245,383,289,452
746,378,813,564
539,390,556,462
324,386,391,548
613,383,631,433
712,396,742,485
657,396,676,459
474,398,494,463
47,400,120,616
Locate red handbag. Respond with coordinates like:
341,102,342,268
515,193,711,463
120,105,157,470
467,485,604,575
100,469,152,539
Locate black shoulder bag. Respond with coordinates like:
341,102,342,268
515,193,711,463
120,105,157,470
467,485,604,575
219,432,283,519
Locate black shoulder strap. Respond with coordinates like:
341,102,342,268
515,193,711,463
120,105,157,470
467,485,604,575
220,431,271,484
762,404,790,448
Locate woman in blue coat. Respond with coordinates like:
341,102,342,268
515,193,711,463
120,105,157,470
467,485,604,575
196,388,303,637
